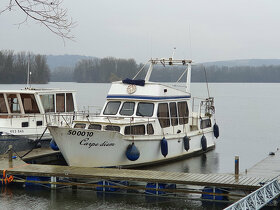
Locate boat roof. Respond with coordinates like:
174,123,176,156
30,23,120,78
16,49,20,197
0,88,76,94
106,81,191,101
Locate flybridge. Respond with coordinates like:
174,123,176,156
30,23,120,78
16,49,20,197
139,57,192,93
149,58,192,66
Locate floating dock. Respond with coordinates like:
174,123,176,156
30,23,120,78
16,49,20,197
0,148,280,207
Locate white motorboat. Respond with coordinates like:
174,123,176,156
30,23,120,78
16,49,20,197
0,88,77,153
48,57,219,167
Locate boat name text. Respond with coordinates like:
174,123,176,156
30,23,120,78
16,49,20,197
80,138,115,148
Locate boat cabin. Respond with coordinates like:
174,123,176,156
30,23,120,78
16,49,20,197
73,81,212,136
0,89,76,117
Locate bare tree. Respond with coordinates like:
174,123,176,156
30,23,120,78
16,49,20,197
1,0,75,40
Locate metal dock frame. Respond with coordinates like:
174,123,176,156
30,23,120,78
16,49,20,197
224,179,280,210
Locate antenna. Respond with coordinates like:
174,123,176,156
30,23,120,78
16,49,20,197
189,24,192,59
26,54,32,89
172,47,176,59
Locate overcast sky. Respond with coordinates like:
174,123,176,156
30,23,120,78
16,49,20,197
1,0,280,63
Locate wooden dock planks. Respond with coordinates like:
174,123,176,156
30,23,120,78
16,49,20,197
246,149,280,180
0,148,279,191
0,160,268,190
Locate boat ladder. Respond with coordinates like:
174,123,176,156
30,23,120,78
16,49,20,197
224,179,280,210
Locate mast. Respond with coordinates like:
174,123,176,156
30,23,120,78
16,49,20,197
26,55,32,89
186,63,191,93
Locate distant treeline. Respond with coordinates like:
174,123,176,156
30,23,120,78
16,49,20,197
0,50,50,84
73,57,145,82
50,58,280,83
151,65,280,83
2,50,280,83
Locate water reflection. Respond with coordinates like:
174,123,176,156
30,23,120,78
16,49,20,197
141,150,219,174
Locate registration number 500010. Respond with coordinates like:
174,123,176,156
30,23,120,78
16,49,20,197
67,130,93,137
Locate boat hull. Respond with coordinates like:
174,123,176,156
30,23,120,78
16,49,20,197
48,126,215,168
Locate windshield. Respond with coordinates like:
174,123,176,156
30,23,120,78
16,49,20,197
103,101,121,115
120,102,135,116
136,102,154,117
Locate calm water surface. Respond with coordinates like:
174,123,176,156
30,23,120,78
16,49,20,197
0,82,279,209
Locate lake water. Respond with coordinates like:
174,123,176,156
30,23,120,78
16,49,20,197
0,82,279,209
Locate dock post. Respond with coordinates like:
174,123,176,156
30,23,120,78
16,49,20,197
51,176,57,189
8,145,13,163
235,156,239,175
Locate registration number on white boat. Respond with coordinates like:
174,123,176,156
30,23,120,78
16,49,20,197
10,129,24,134
67,130,93,137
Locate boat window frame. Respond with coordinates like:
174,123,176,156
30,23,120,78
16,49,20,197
147,123,154,135
56,93,65,113
6,93,22,114
103,101,121,115
200,119,212,129
20,93,40,114
119,102,135,116
74,123,86,129
0,93,8,114
66,93,74,112
105,125,120,132
88,124,102,130
157,103,170,128
178,101,189,125
169,102,178,126
124,124,145,135
136,102,154,117
40,94,55,113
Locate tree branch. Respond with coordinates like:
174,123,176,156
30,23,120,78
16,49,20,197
1,0,75,41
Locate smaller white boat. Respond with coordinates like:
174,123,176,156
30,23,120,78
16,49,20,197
0,88,77,153
48,57,220,168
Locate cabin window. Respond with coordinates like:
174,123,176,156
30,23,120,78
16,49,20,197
88,124,101,130
169,102,178,126
147,124,154,135
0,94,8,113
56,93,65,112
74,123,86,128
37,121,43,126
178,101,189,124
136,102,154,117
103,101,121,115
201,119,212,129
120,102,135,116
40,94,55,112
157,103,170,128
66,93,74,112
22,122,29,127
20,94,40,114
105,125,120,132
124,125,145,135
7,94,21,113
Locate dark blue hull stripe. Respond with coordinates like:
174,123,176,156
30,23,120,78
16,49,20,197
107,95,191,100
